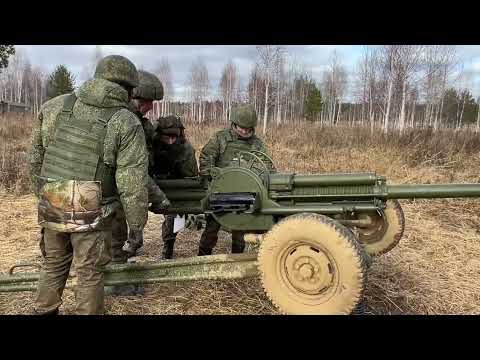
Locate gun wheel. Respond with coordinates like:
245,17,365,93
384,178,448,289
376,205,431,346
258,213,367,315
355,200,405,256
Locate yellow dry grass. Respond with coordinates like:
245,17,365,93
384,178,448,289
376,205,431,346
1,115,480,314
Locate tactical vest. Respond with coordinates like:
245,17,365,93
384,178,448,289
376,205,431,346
217,130,263,168
38,93,124,232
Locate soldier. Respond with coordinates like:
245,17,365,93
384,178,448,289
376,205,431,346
197,104,269,256
28,55,148,315
151,115,198,259
111,70,170,263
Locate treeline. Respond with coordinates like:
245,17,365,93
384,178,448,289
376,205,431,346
0,48,46,114
1,45,479,134
352,46,480,132
146,45,480,133
0,48,75,114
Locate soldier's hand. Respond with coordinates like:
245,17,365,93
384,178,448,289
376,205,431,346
123,230,144,258
148,198,171,214
185,214,195,229
200,167,219,182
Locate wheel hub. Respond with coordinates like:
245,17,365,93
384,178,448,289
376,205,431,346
356,212,388,244
284,245,334,295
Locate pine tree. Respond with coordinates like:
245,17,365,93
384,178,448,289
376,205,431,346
305,81,322,121
46,65,75,100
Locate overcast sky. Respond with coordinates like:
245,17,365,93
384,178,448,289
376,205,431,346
16,45,480,100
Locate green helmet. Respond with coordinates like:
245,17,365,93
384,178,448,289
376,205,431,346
231,104,257,128
94,55,139,87
132,70,164,100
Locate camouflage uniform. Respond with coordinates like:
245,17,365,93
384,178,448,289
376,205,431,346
28,55,148,315
110,70,169,263
110,113,167,262
151,115,198,259
198,105,268,256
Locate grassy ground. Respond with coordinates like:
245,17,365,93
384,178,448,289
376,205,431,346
1,114,480,314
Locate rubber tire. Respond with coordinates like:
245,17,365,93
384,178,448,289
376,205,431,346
359,200,405,257
258,213,368,315
351,299,369,315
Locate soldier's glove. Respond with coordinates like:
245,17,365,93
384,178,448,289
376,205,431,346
200,164,219,181
185,214,205,230
123,230,144,258
148,198,171,214
185,214,195,229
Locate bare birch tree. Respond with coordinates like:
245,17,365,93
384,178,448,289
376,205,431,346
394,46,424,132
156,57,174,117
322,51,347,125
187,57,209,123
256,45,284,134
80,45,103,82
219,60,239,123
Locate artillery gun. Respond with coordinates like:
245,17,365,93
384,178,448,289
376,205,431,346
2,150,480,315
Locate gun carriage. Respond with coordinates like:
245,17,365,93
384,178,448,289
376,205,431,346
3,151,480,315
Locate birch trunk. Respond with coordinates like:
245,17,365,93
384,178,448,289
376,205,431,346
263,76,270,135
398,80,407,133
384,77,394,134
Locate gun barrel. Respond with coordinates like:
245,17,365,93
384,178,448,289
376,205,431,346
386,184,480,199
290,173,378,187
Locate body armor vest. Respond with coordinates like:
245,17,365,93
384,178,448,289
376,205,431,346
38,93,124,232
41,93,122,196
217,131,263,168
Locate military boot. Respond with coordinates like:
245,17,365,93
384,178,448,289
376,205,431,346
231,243,245,254
162,242,175,260
231,232,245,254
198,247,212,256
33,308,59,315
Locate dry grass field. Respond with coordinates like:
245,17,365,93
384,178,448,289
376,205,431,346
1,114,480,315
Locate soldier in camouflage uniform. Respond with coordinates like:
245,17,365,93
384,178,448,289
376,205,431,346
111,70,170,263
197,104,269,256
150,115,198,259
28,55,148,315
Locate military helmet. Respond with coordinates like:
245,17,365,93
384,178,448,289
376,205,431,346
157,115,184,137
132,70,164,101
231,104,257,128
94,55,139,88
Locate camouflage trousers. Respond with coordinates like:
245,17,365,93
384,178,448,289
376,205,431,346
162,214,177,243
34,225,111,315
198,215,245,255
111,206,129,263
161,214,178,259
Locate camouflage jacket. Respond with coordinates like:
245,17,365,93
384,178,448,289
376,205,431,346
28,78,149,232
150,140,198,180
141,116,155,166
128,108,168,205
199,126,268,174
128,103,155,166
